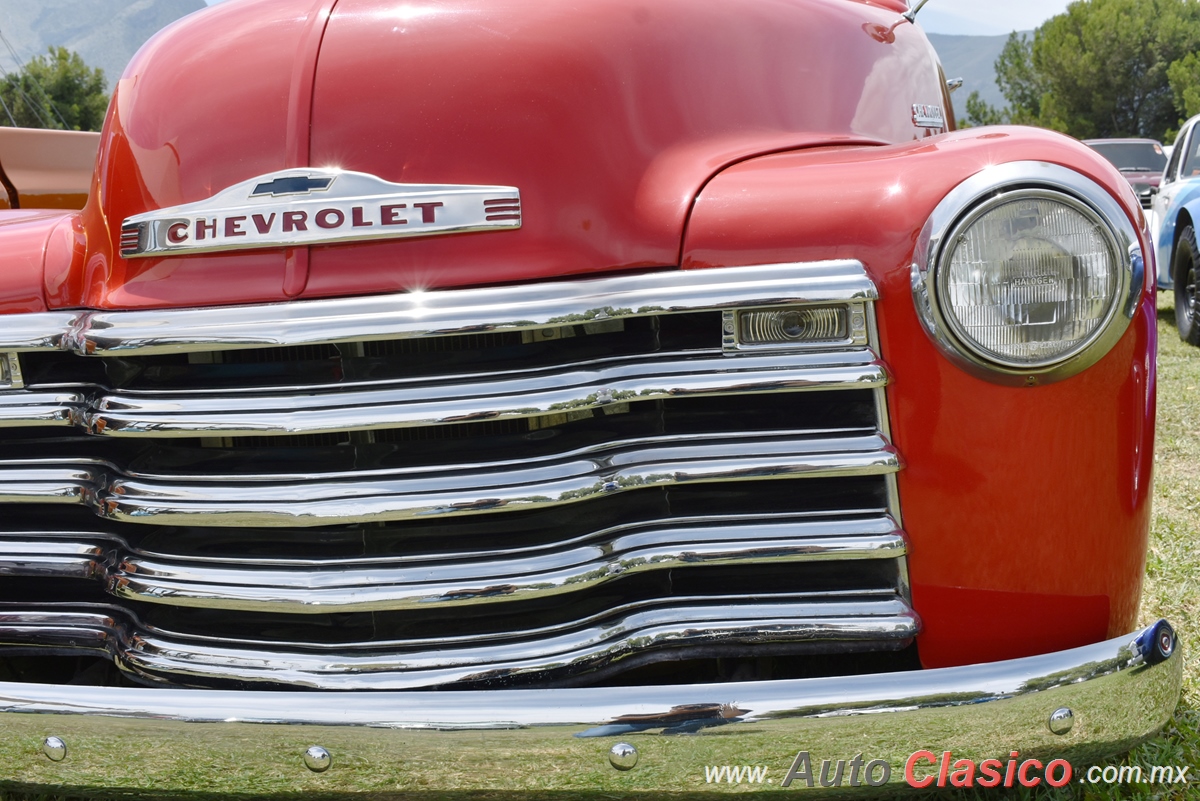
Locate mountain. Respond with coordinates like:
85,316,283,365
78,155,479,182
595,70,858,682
927,31,1032,120
0,0,205,92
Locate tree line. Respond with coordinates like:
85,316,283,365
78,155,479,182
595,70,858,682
0,46,108,132
963,0,1200,141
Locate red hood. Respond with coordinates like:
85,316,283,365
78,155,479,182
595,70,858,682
54,0,944,309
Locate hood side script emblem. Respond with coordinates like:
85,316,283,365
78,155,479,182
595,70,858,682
120,168,521,258
911,104,946,130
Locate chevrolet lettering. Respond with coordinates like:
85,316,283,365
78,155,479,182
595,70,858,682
911,103,946,130
119,168,522,257
0,0,1178,796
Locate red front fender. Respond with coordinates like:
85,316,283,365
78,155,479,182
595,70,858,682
682,126,1156,668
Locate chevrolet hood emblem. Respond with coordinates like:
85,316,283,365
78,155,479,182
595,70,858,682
120,168,521,258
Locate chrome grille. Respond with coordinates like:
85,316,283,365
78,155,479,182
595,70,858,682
0,261,911,689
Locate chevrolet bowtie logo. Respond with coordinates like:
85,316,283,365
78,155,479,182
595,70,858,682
250,175,335,197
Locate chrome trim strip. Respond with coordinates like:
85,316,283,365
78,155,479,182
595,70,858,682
0,311,76,352
120,519,904,613
0,518,904,614
0,538,106,580
127,605,919,689
0,389,87,427
0,431,897,525
82,349,886,438
109,431,892,495
0,433,899,526
864,301,903,530
911,161,1141,385
0,598,918,689
0,464,101,505
0,623,1180,795
0,262,875,355
96,432,899,527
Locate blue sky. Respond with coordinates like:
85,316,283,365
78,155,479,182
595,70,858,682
203,0,1075,37
916,0,1074,35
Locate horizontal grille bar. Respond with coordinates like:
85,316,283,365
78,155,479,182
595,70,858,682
0,465,101,505
54,349,882,437
0,596,918,689
103,432,898,527
1,515,903,614
0,313,77,352
0,430,897,525
0,262,874,355
0,390,86,428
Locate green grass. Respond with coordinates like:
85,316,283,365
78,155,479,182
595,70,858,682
1096,292,1200,800
2,294,1199,801
940,292,1200,801
938,293,1200,801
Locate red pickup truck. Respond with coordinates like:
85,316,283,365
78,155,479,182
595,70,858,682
0,0,1177,794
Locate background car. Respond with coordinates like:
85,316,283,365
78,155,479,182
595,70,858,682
1084,138,1167,211
1151,115,1200,345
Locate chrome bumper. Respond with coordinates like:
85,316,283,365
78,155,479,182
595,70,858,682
0,622,1180,796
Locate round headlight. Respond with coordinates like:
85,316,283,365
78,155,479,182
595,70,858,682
938,191,1120,368
912,161,1142,384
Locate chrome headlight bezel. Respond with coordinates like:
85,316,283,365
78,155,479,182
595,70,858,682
911,161,1143,385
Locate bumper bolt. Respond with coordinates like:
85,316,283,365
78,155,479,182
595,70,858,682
609,742,638,771
303,745,332,773
1048,707,1074,736
41,736,67,762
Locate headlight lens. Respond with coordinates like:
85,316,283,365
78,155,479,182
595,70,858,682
937,191,1121,368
